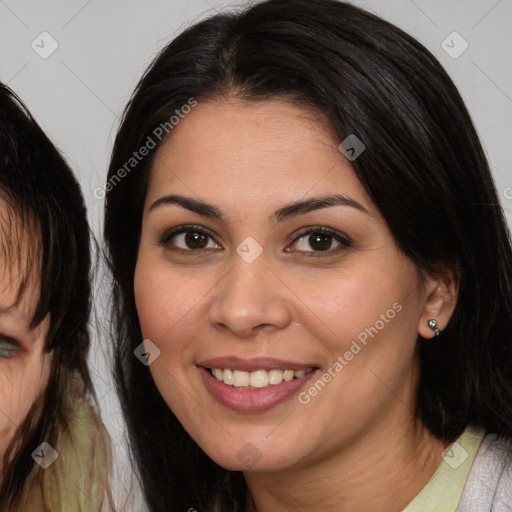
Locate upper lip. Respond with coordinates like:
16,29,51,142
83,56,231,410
197,357,317,372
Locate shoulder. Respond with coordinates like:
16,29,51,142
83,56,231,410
11,381,113,512
456,433,512,512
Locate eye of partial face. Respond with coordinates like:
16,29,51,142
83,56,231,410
0,334,21,358
307,233,332,251
159,225,222,251
181,230,213,250
288,227,350,253
294,232,335,252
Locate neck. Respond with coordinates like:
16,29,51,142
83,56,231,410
244,415,451,512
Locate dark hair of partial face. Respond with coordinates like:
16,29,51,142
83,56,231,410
0,84,94,507
103,0,512,510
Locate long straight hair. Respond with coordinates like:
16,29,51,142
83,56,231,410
104,1,512,510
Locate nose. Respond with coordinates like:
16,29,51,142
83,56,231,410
207,255,293,338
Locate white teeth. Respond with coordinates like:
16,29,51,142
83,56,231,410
249,370,268,388
211,368,312,388
223,368,234,386
268,369,284,385
233,370,249,387
283,370,294,382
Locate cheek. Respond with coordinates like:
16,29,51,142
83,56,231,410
289,264,422,427
291,261,420,355
134,267,203,424
0,355,50,454
135,260,192,343
134,257,208,377
292,265,422,427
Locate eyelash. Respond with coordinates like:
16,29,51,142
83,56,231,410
0,334,21,359
158,224,351,257
288,226,351,257
158,224,220,252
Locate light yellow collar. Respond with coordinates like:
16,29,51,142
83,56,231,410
402,425,485,512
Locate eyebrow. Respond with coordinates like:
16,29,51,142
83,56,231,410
149,194,222,218
148,193,369,223
272,194,369,222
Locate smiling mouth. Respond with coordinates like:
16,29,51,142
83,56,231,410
206,367,316,389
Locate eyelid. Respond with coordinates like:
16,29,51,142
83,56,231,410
288,225,351,243
286,226,352,254
0,334,22,358
158,224,222,249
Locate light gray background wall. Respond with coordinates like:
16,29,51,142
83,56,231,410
1,0,511,506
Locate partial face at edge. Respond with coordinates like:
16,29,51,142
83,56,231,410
134,99,431,472
0,200,51,464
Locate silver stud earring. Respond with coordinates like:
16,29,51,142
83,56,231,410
428,319,441,337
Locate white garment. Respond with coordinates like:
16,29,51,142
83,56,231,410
456,434,512,511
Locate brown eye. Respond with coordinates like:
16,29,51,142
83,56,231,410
159,226,221,252
185,231,208,249
288,227,350,255
308,233,333,251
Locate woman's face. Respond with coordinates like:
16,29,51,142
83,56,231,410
0,205,51,461
134,99,434,472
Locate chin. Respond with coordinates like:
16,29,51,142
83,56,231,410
199,437,303,473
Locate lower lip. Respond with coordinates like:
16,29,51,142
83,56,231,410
197,366,319,413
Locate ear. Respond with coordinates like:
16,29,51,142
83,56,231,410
418,263,460,339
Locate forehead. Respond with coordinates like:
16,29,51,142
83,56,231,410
148,98,375,215
154,98,336,166
0,196,41,319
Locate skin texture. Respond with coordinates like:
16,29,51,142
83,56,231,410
134,99,459,511
0,201,51,471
